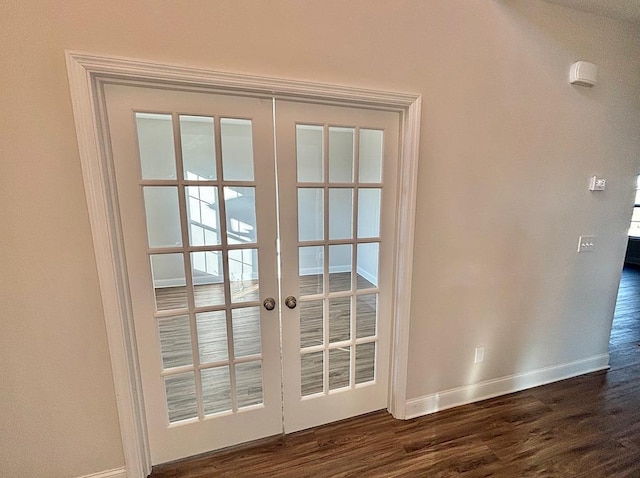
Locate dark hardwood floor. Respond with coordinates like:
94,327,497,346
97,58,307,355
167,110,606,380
149,265,640,477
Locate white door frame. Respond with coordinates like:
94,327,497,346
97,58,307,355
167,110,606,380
65,51,421,478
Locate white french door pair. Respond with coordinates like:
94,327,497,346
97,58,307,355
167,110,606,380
104,83,399,465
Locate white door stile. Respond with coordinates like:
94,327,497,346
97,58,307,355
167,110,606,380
66,51,421,478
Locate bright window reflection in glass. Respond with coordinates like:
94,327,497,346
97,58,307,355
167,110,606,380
180,115,216,180
186,186,220,246
329,188,353,240
143,187,182,248
191,251,225,308
135,113,176,180
221,118,254,181
224,187,257,244
359,129,383,183
296,125,323,182
298,188,324,242
329,127,354,183
357,189,381,239
229,248,259,303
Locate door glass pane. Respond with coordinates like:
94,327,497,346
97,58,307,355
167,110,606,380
298,188,324,241
329,347,350,390
186,186,220,247
191,251,225,307
135,113,176,180
236,361,263,408
359,129,383,183
151,253,187,311
201,366,231,415
301,351,324,396
329,297,351,343
232,307,261,357
355,342,376,384
196,311,228,364
329,188,353,240
356,243,378,290
357,189,381,239
221,118,254,181
356,294,377,339
296,125,323,182
164,372,197,423
229,248,259,303
225,187,257,244
300,300,323,348
180,115,216,180
158,315,192,369
143,187,182,248
329,127,354,183
299,246,323,296
329,244,352,293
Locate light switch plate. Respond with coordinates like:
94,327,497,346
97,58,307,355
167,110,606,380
589,176,606,191
578,235,595,252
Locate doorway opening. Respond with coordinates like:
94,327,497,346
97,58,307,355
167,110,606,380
66,51,421,477
610,175,640,359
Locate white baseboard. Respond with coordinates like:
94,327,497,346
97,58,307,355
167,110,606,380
356,266,377,286
299,265,351,276
154,276,223,288
77,467,127,478
404,353,610,419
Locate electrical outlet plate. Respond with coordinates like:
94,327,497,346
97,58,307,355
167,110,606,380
578,235,595,252
474,346,485,363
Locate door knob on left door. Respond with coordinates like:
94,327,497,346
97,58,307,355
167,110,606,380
284,296,297,309
263,297,276,311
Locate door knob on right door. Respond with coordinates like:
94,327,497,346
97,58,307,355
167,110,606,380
284,296,297,309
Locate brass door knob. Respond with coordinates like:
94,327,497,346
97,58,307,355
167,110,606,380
263,297,276,311
284,296,297,309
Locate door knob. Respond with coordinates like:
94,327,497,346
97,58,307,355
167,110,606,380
284,296,297,309
263,297,276,311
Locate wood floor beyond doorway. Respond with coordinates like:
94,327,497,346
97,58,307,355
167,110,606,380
149,266,640,477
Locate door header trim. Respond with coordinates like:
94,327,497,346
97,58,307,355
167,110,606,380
65,50,421,477
68,51,418,109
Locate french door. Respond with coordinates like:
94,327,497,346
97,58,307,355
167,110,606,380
104,83,399,464
276,101,398,433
